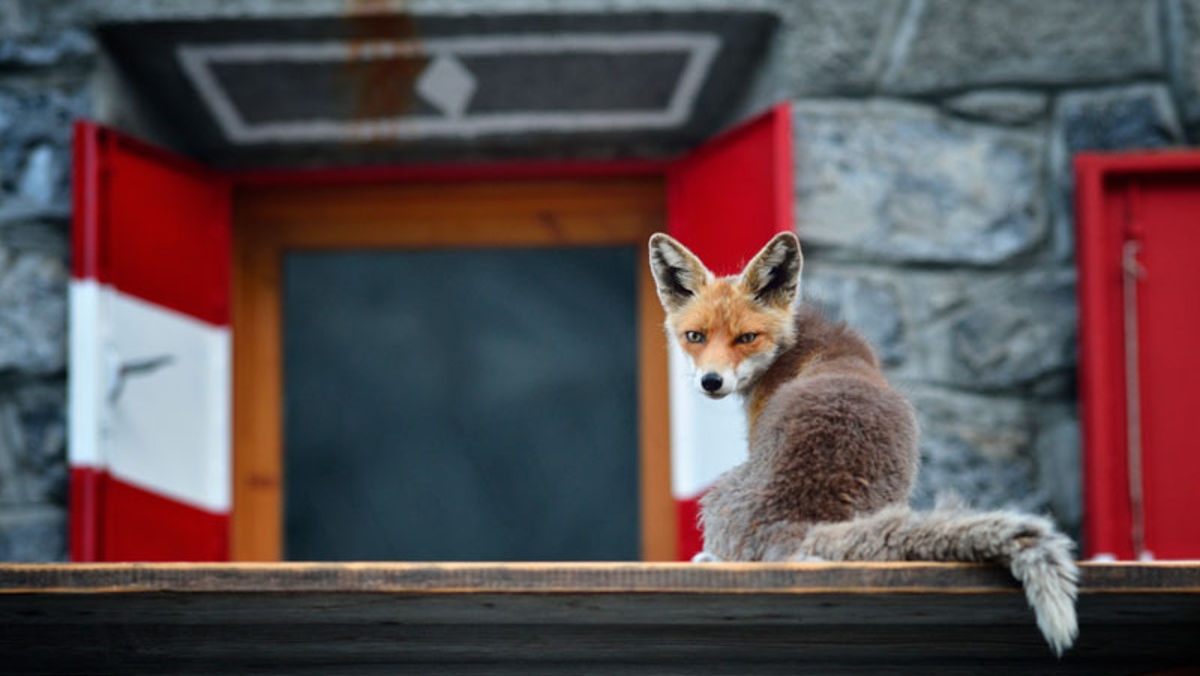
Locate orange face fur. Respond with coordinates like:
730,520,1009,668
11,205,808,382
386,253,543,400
667,278,795,397
649,231,803,398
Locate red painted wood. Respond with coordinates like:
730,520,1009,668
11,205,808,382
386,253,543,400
1075,155,1134,559
1125,175,1200,559
102,474,229,562
72,122,231,326
667,104,794,560
675,496,703,562
71,123,102,282
68,466,105,562
71,468,229,562
1074,148,1200,173
667,103,793,276
1075,150,1200,560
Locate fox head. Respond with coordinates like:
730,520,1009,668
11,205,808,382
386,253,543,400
648,231,802,399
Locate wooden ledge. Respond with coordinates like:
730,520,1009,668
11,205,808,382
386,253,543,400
1,561,1199,595
2,562,1198,674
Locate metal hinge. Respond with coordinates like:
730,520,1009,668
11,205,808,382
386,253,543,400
1122,234,1149,560
106,354,175,404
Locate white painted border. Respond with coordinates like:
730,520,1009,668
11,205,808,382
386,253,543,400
177,32,721,144
68,280,108,469
668,341,748,500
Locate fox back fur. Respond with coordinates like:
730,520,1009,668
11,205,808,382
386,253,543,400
648,231,1079,656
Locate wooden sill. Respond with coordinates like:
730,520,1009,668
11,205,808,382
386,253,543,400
2,562,1198,674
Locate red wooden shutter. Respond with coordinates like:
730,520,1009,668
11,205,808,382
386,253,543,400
666,104,794,560
1076,152,1200,560
70,122,232,561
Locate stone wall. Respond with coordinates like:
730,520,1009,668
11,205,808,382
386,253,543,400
756,0,1190,542
0,1,94,561
1,0,1197,559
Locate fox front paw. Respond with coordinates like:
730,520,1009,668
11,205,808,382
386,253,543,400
691,551,722,563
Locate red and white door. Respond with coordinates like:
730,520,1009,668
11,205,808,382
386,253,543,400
69,123,232,561
665,104,794,560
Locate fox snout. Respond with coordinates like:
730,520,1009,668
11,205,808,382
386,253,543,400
688,349,776,398
700,372,723,393
696,370,734,399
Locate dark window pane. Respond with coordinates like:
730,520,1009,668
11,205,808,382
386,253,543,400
283,247,639,561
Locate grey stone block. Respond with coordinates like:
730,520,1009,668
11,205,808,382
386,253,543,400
0,249,68,375
883,0,1162,93
0,506,66,562
1049,84,1183,260
801,268,906,367
943,89,1048,126
0,28,95,68
16,145,61,209
736,0,902,112
803,263,1077,393
0,81,91,217
1034,401,1082,540
0,1,68,38
0,381,67,507
0,220,68,260
905,384,1038,509
1166,0,1200,139
904,384,1079,537
939,271,1076,390
904,267,1078,392
794,100,1044,265
1055,85,1182,155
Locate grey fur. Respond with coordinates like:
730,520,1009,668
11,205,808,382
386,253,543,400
652,233,1079,656
792,502,1079,655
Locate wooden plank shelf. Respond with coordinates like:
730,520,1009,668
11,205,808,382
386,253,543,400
2,562,1198,674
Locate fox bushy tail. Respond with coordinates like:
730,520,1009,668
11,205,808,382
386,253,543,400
791,499,1079,656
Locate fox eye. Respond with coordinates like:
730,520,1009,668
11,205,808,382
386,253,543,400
734,333,758,345
684,331,706,344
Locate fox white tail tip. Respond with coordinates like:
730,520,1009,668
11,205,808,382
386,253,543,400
1011,528,1080,656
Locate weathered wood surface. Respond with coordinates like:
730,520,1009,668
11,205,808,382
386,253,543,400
1,562,1197,675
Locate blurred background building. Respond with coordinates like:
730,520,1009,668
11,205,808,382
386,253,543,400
0,0,1193,562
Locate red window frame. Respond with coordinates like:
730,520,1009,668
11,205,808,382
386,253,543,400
70,104,793,562
1075,150,1200,560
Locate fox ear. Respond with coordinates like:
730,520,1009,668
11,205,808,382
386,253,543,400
740,231,802,310
648,233,711,311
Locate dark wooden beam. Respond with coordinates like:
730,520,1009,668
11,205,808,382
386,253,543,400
2,562,1198,674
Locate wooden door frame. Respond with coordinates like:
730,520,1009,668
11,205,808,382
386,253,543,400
231,173,674,561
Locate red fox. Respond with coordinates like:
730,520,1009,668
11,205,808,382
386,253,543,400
648,231,1079,655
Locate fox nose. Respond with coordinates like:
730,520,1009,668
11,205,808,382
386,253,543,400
700,373,723,393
